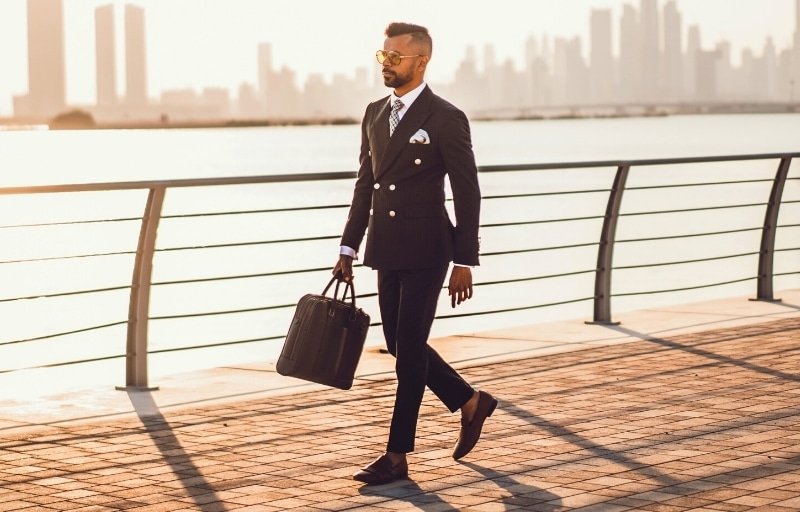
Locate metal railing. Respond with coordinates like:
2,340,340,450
1,152,798,389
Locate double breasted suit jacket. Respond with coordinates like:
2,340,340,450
341,86,481,271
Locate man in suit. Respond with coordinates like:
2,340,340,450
334,22,497,485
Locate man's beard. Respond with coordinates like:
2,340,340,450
383,69,411,89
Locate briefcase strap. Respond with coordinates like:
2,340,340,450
322,276,357,308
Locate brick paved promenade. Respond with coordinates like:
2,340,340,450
1,316,799,511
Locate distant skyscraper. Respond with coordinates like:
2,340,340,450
640,0,661,101
95,5,117,106
125,4,148,106
619,4,641,102
483,44,502,107
763,38,780,101
794,0,800,90
663,0,683,101
258,43,274,96
696,50,720,101
257,43,275,115
590,9,614,104
715,40,736,99
15,0,66,118
685,25,701,100
236,82,261,118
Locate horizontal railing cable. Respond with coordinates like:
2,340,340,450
147,335,287,355
481,241,598,257
0,285,131,304
0,217,141,229
481,215,604,229
472,269,596,287
614,251,759,270
0,250,136,265
155,235,340,252
151,303,296,321
161,203,350,219
620,202,767,217
617,227,764,244
0,320,128,347
151,266,334,286
481,188,610,200
0,354,126,374
612,276,755,297
625,178,775,191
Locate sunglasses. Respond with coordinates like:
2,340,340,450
375,50,425,66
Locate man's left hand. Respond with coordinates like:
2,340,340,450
448,266,473,308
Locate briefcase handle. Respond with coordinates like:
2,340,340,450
323,276,357,308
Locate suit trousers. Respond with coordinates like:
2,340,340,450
378,264,475,453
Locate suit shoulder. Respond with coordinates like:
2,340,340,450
429,94,468,121
429,93,463,113
369,95,390,109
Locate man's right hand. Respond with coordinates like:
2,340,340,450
333,254,354,282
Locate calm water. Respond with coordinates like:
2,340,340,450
1,114,798,394
2,114,800,186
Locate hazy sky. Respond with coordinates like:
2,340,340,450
0,0,796,115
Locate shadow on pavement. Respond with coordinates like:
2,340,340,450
358,478,461,511
356,461,562,511
501,401,682,487
128,391,228,511
607,324,800,383
458,461,562,511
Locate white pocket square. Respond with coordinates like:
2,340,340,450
409,129,430,144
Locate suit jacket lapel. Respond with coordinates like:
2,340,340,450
375,86,434,180
369,98,391,178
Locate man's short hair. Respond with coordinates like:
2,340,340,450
385,22,432,56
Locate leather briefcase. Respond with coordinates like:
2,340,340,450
277,276,370,390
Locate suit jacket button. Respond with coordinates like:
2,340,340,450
389,210,396,217
389,184,396,191
374,183,380,189
414,158,422,165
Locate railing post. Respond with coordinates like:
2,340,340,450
587,164,631,325
751,157,792,302
117,187,166,391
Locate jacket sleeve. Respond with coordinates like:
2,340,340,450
440,108,481,266
340,103,375,254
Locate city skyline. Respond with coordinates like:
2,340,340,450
1,0,798,121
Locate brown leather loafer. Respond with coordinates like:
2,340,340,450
353,454,408,485
453,390,498,460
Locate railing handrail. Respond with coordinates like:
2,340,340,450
3,152,800,195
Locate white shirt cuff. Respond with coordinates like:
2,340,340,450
339,246,357,259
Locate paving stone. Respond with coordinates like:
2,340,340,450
1,317,799,510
